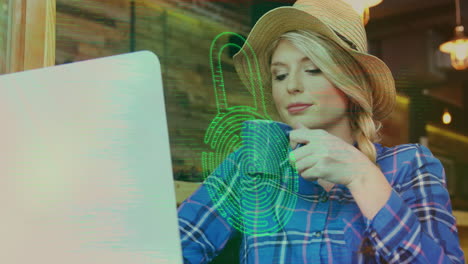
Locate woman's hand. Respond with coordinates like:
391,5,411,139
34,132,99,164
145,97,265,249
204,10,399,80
288,122,377,187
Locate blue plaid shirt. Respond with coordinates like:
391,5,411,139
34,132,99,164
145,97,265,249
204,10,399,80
178,143,465,263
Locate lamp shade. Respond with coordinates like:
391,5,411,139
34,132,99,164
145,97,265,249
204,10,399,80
439,26,468,70
366,0,383,7
342,0,383,25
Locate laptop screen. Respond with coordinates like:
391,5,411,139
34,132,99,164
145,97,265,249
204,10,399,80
0,51,183,264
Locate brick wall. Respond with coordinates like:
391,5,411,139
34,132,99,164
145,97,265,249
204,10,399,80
56,0,278,181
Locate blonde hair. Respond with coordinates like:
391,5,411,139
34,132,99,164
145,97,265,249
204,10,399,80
265,30,382,164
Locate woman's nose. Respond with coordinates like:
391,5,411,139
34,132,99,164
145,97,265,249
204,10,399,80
286,73,304,94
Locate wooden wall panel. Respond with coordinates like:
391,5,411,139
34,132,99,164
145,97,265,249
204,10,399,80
55,0,129,64
56,0,250,178
380,95,410,147
6,0,55,73
0,0,8,74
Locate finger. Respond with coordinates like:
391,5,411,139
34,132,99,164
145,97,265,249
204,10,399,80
289,122,309,149
294,154,318,174
289,146,309,163
289,150,297,170
299,166,320,182
289,129,311,149
289,141,325,174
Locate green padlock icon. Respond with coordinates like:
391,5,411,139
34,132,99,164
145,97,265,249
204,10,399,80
202,32,298,236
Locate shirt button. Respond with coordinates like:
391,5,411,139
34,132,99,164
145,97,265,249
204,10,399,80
313,231,323,237
319,194,329,203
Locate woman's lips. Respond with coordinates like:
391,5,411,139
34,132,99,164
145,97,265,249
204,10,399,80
287,104,313,114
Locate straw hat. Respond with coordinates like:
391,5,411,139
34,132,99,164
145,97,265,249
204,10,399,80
232,0,396,121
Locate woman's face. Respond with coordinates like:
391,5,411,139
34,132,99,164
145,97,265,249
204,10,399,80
271,39,350,132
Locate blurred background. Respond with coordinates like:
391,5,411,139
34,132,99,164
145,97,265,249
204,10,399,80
1,0,468,257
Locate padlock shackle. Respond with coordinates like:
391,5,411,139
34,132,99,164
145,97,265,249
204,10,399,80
209,32,269,116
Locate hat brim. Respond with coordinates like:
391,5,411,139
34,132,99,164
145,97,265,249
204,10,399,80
233,7,395,121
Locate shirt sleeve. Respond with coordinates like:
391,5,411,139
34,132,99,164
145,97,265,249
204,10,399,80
364,144,465,264
177,151,241,264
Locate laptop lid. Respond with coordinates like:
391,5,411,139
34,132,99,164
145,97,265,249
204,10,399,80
0,51,183,264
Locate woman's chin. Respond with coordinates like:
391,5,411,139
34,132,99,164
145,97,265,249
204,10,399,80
284,117,319,129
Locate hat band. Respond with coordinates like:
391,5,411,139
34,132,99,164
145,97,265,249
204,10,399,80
332,30,358,51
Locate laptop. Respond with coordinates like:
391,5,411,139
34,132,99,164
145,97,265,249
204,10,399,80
0,51,183,264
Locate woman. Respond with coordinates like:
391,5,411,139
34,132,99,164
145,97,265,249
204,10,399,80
178,0,465,263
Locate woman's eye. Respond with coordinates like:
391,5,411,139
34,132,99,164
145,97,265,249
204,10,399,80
306,69,321,74
273,69,320,81
274,74,287,81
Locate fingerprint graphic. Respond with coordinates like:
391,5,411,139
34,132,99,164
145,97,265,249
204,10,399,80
202,32,298,236
203,120,298,236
